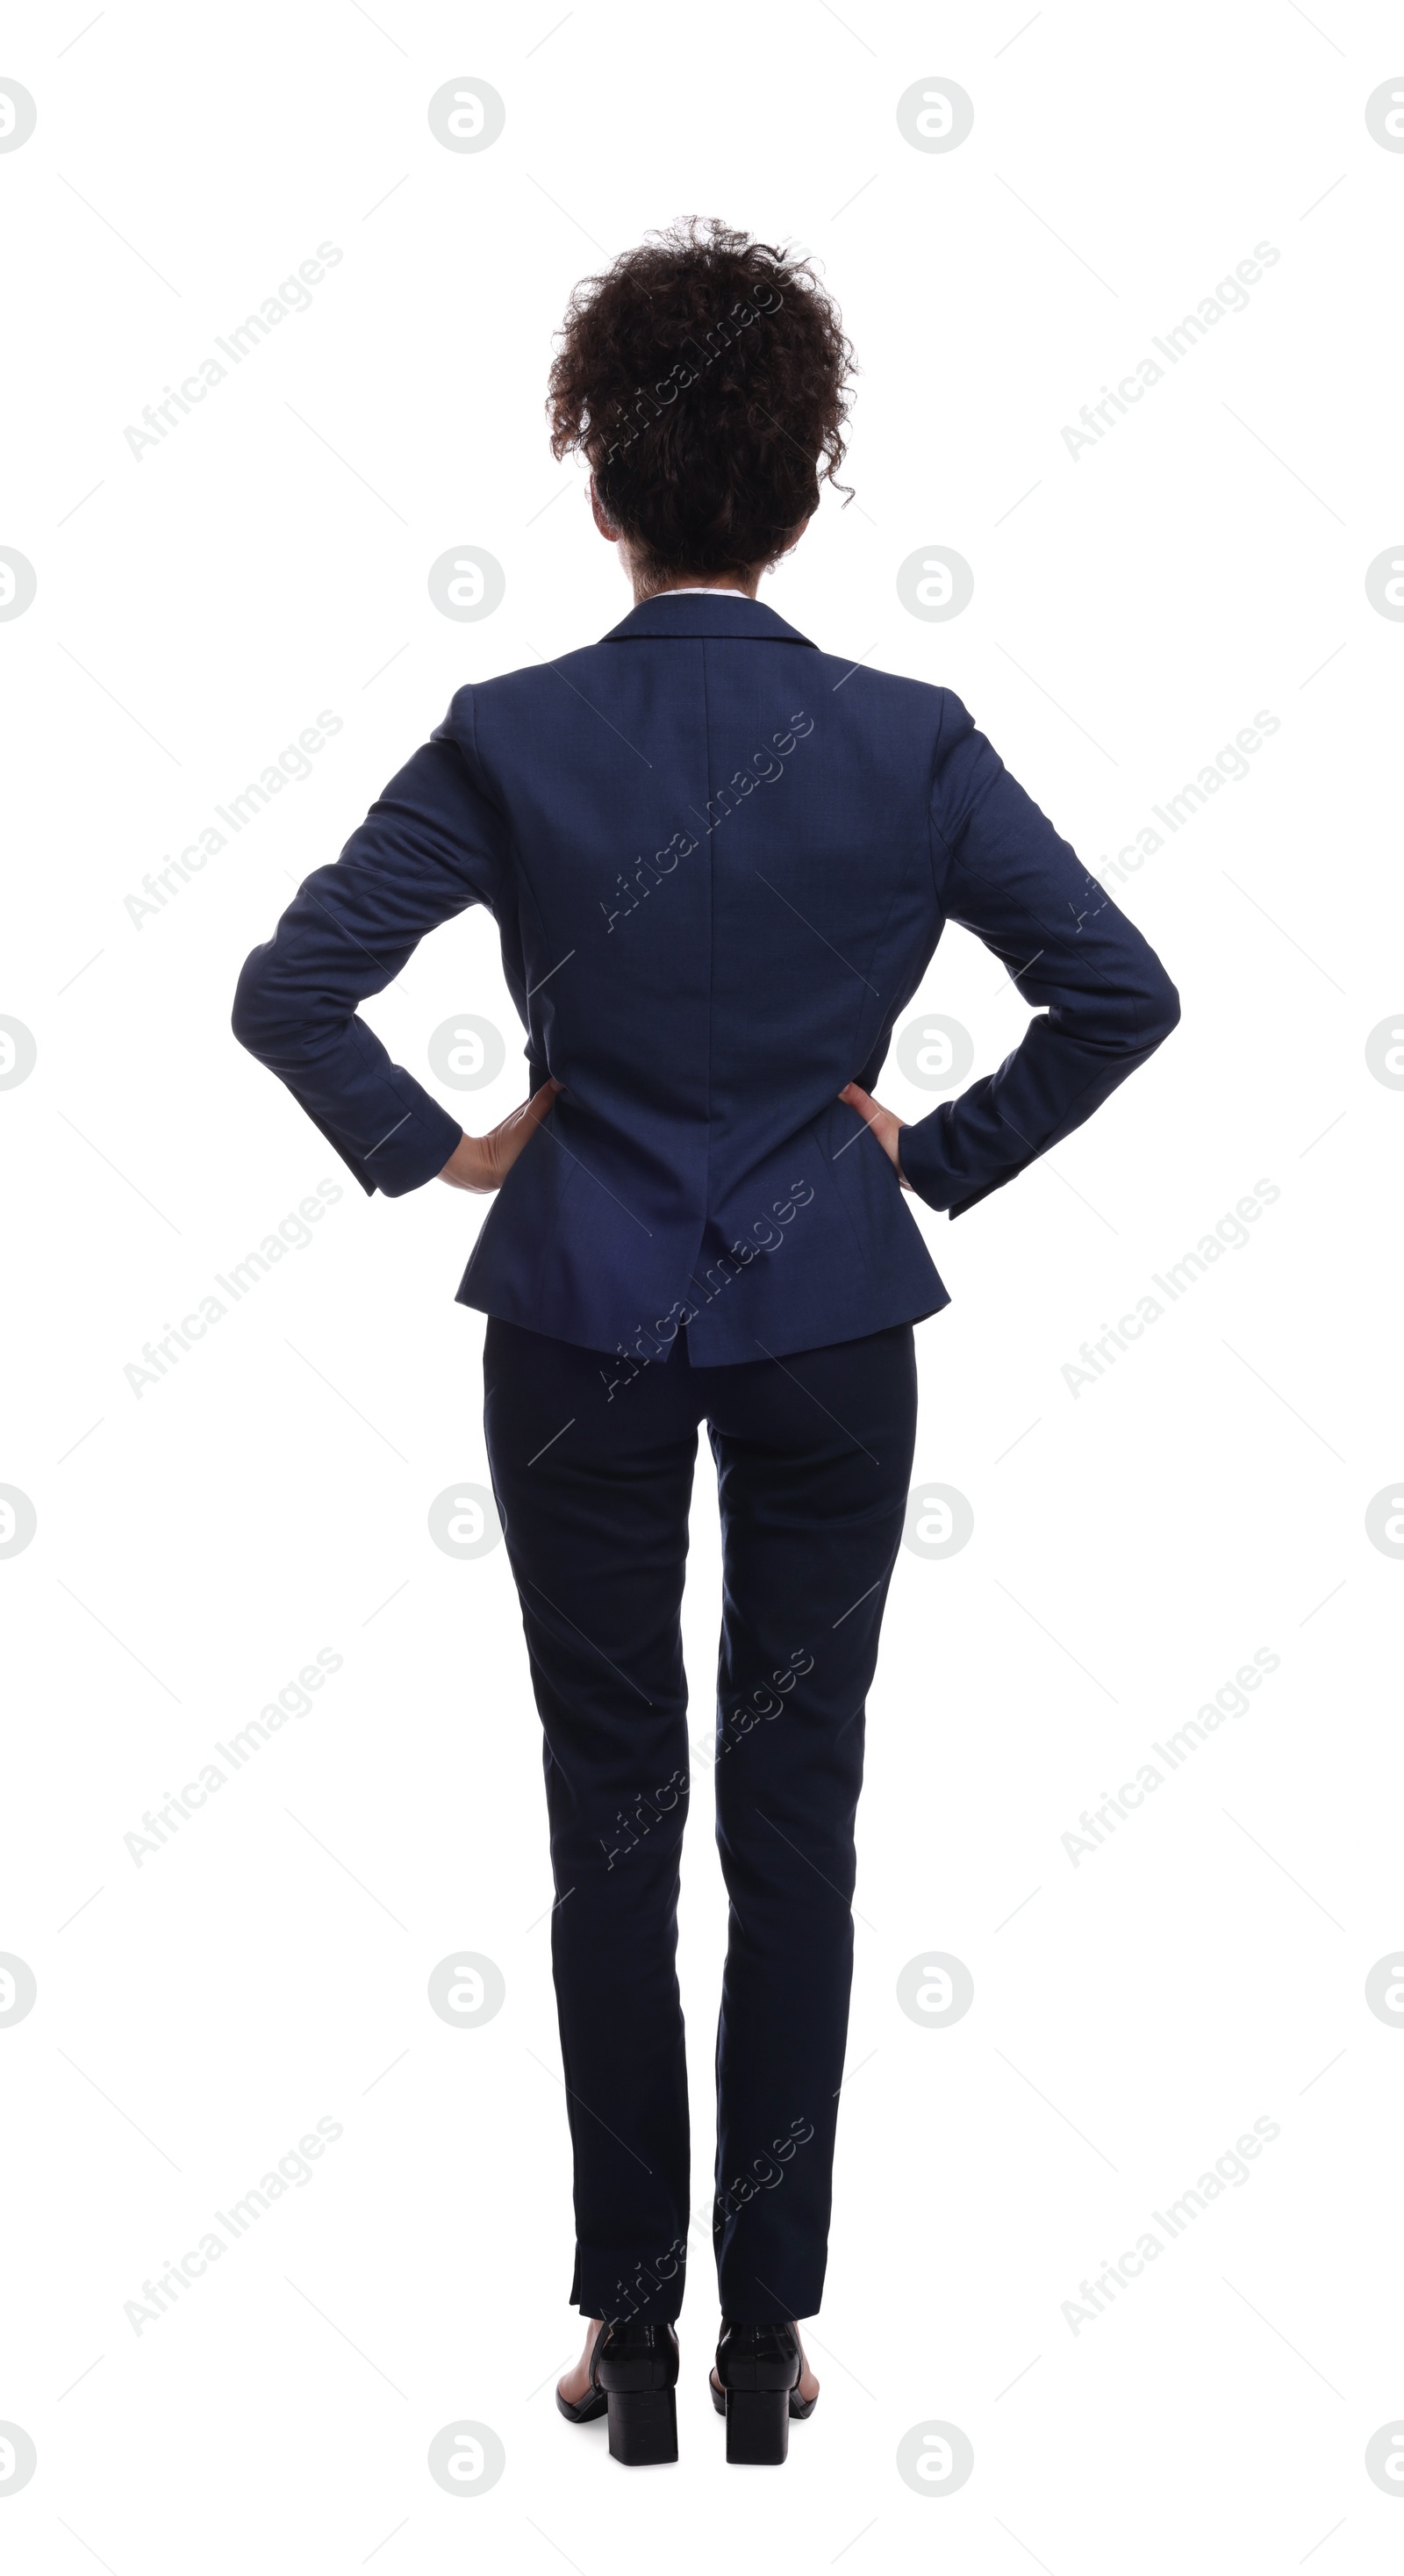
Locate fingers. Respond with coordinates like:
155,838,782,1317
512,1077,562,1132
484,1078,560,1184
840,1077,906,1179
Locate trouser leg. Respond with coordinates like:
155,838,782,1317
483,1319,701,2325
700,1324,918,2322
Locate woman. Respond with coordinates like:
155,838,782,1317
233,219,1178,2467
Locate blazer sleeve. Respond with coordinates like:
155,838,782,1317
897,691,1180,1218
231,703,508,1198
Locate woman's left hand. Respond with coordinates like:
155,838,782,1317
839,1080,908,1185
439,1079,562,1194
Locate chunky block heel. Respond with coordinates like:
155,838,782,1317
559,2318,680,2465
712,2319,810,2465
606,2385,678,2465
724,2385,790,2465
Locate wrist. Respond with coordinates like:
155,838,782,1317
439,1130,485,1190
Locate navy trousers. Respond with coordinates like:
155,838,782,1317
483,1316,918,2328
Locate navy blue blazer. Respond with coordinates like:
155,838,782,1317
232,592,1178,1365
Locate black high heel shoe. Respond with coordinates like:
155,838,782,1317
710,2319,817,2464
556,2319,680,2465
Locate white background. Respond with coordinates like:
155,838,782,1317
3,0,1402,2565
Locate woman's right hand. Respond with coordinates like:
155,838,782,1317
439,1079,562,1194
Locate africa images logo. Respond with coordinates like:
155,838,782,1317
122,246,344,463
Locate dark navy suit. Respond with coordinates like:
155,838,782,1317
233,592,1178,1366
233,592,1178,2326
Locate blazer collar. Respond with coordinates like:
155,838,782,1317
602,592,816,646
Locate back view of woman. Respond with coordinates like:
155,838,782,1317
233,217,1178,2468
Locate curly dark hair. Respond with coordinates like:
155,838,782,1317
547,218,856,589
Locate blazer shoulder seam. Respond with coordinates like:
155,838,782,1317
438,685,515,900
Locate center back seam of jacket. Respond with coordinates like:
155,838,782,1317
698,635,716,1238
